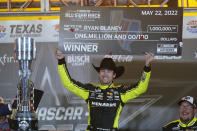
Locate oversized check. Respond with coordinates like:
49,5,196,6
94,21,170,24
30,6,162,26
59,7,183,55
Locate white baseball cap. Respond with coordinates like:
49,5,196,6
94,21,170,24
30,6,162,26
178,96,197,108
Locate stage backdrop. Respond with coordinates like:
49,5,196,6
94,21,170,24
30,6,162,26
0,12,197,131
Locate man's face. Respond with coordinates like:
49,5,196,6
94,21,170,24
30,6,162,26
98,69,116,85
179,101,197,124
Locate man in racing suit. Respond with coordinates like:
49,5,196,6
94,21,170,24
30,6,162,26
163,96,197,131
56,49,154,131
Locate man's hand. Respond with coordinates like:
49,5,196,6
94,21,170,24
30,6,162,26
144,52,154,67
55,48,65,60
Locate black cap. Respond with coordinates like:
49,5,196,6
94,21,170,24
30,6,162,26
92,58,124,79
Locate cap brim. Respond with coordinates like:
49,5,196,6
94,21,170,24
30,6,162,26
92,64,100,73
115,66,125,79
178,100,197,108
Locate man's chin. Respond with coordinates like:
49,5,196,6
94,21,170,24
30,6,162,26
101,81,112,85
103,82,110,85
180,117,191,124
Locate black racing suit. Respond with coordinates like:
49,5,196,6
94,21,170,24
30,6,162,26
58,59,151,131
162,117,197,131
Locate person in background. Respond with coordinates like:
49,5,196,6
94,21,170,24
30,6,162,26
0,97,11,131
0,97,12,117
163,96,197,131
55,49,154,131
0,88,44,117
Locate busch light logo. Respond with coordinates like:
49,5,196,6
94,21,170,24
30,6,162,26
0,25,6,38
19,121,29,130
67,55,90,66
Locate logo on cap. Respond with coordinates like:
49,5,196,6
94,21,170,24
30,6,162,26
179,96,197,108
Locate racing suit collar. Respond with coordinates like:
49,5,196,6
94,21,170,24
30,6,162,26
179,116,197,127
98,83,115,89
